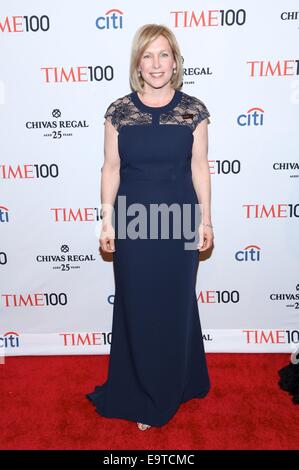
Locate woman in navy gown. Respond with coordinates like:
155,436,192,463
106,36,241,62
86,24,214,431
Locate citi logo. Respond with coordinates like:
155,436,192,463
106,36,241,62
95,9,124,29
237,107,264,126
0,206,9,223
0,332,20,348
235,245,261,262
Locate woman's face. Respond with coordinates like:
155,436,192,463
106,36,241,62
138,35,176,90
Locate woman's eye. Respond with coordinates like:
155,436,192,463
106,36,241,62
143,53,168,59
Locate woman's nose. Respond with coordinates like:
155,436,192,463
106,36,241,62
153,57,161,68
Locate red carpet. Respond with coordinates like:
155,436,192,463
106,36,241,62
0,353,298,450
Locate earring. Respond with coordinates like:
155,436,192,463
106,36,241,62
173,68,177,74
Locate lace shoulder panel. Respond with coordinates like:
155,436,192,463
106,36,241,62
104,94,151,131
182,92,210,128
161,92,210,131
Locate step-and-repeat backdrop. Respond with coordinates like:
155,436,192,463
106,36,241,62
1,0,298,357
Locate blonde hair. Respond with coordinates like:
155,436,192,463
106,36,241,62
130,24,183,93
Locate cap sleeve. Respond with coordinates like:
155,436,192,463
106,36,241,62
193,99,211,130
104,100,119,131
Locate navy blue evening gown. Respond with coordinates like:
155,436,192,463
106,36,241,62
86,88,211,427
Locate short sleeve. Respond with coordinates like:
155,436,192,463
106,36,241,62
104,102,118,130
193,99,211,129
104,101,119,131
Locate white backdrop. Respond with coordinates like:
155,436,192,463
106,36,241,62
1,0,298,357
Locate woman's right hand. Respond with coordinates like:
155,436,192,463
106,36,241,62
99,222,115,253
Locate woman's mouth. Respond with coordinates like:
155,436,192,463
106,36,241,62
150,72,164,78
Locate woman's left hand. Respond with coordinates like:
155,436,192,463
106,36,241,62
197,224,214,252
